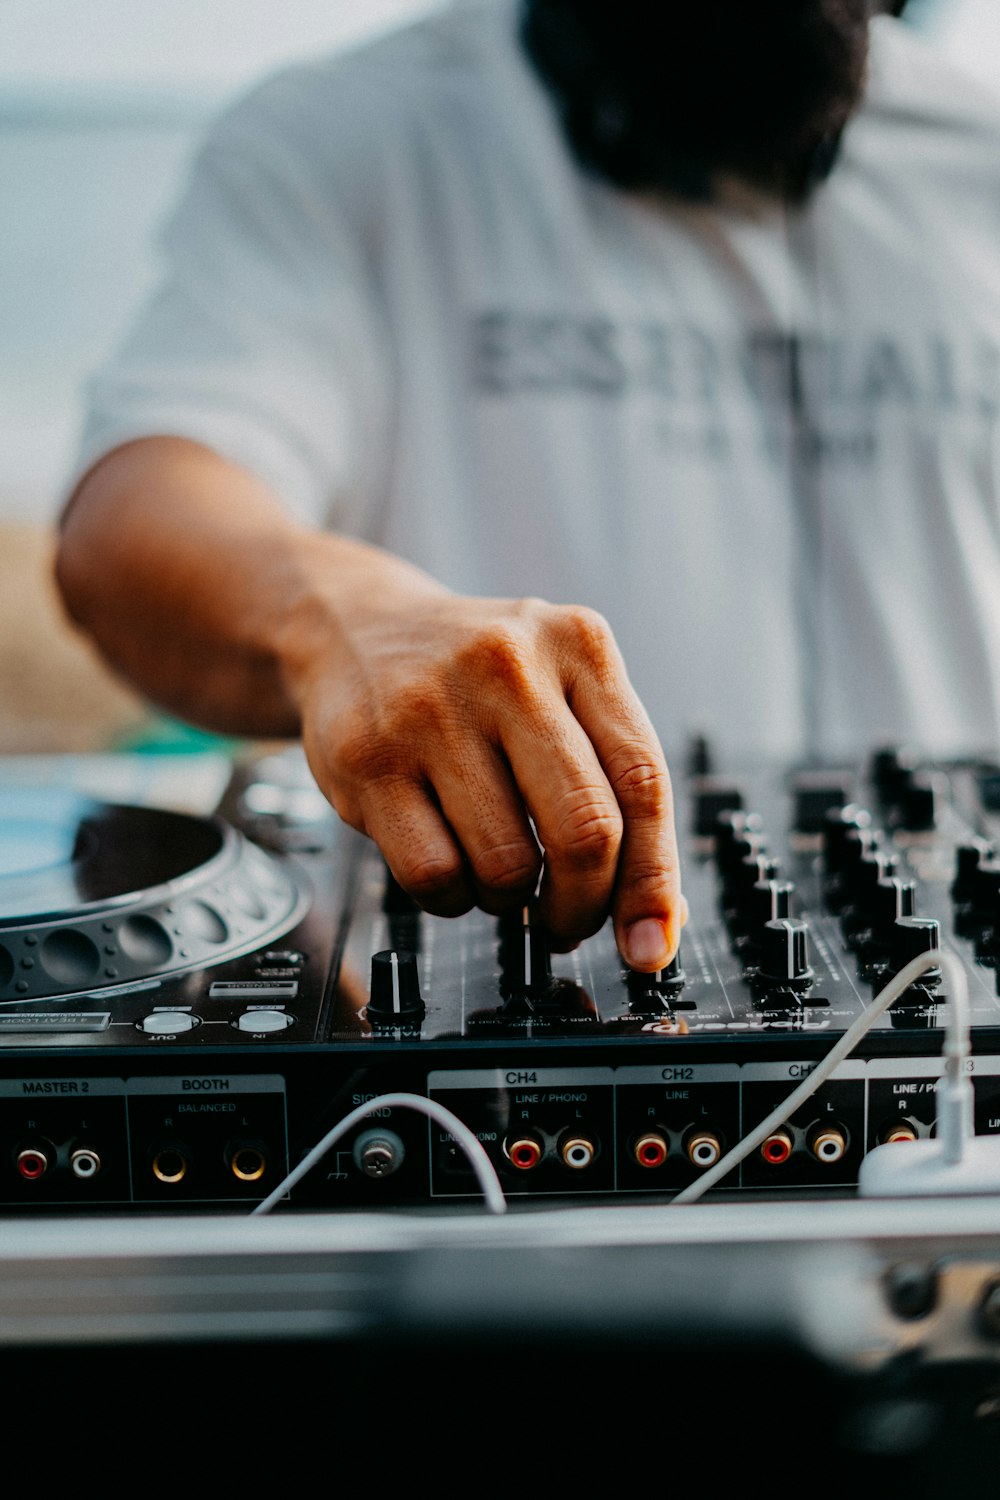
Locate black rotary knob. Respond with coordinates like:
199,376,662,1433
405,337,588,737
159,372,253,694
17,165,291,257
872,745,919,804
872,878,917,947
889,917,941,987
747,879,794,938
843,851,900,939
715,811,763,871
731,853,781,901
823,805,872,876
892,774,938,833
758,919,814,989
626,949,686,1005
792,776,847,835
691,779,742,837
953,840,994,902
368,949,424,1020
972,859,1000,918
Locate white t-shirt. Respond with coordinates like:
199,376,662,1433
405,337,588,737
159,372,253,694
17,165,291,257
76,1,1000,765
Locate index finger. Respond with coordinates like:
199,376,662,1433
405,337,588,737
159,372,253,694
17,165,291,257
564,628,683,971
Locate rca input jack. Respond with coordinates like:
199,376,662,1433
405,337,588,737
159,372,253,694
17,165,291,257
633,1132,669,1169
227,1142,267,1183
69,1147,101,1181
16,1145,52,1182
151,1146,189,1185
880,1121,919,1145
559,1134,597,1170
504,1134,544,1171
760,1130,794,1166
685,1130,723,1170
810,1124,848,1164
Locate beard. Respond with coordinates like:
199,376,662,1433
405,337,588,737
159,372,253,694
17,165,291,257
520,1,874,202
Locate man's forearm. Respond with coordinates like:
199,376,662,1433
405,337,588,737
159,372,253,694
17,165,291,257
56,436,443,737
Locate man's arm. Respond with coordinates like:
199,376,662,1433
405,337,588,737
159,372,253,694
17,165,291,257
57,435,683,969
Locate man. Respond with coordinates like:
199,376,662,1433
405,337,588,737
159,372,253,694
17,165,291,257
56,1,1000,970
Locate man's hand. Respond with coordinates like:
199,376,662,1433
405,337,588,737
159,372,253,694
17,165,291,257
59,438,683,970
283,566,683,968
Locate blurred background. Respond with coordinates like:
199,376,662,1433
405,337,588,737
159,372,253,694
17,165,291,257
0,0,994,752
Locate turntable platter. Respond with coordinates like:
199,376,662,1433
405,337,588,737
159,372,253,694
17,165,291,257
0,792,308,1001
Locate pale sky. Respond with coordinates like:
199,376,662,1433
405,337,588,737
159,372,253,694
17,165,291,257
1,0,994,94
2,0,444,90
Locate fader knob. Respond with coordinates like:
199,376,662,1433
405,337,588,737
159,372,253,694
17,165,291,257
758,919,814,989
368,949,424,1020
498,907,553,998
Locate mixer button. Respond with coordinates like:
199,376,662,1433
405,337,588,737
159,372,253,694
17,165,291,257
140,1011,197,1034
235,1009,293,1032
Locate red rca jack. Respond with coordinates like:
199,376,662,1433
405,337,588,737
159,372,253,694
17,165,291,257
16,1145,51,1181
685,1130,723,1170
760,1130,794,1166
504,1134,544,1171
880,1121,919,1145
559,1134,597,1170
633,1132,669,1169
809,1124,848,1164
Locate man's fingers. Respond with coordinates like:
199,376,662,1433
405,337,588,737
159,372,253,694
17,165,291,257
563,625,682,971
360,779,476,917
500,710,623,945
430,749,542,914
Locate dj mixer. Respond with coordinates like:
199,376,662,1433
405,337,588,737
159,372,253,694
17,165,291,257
4,744,1000,1211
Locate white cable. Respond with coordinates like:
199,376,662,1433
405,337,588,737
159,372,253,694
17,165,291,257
251,1091,507,1216
672,946,971,1205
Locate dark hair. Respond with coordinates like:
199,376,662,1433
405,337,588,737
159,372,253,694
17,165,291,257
520,1,873,202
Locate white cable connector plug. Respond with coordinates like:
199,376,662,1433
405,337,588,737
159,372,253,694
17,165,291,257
857,947,1000,1196
676,946,981,1205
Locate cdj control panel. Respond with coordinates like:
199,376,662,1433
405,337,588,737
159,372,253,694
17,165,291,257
5,746,1000,1210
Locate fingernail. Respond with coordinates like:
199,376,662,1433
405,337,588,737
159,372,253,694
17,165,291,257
625,918,668,969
